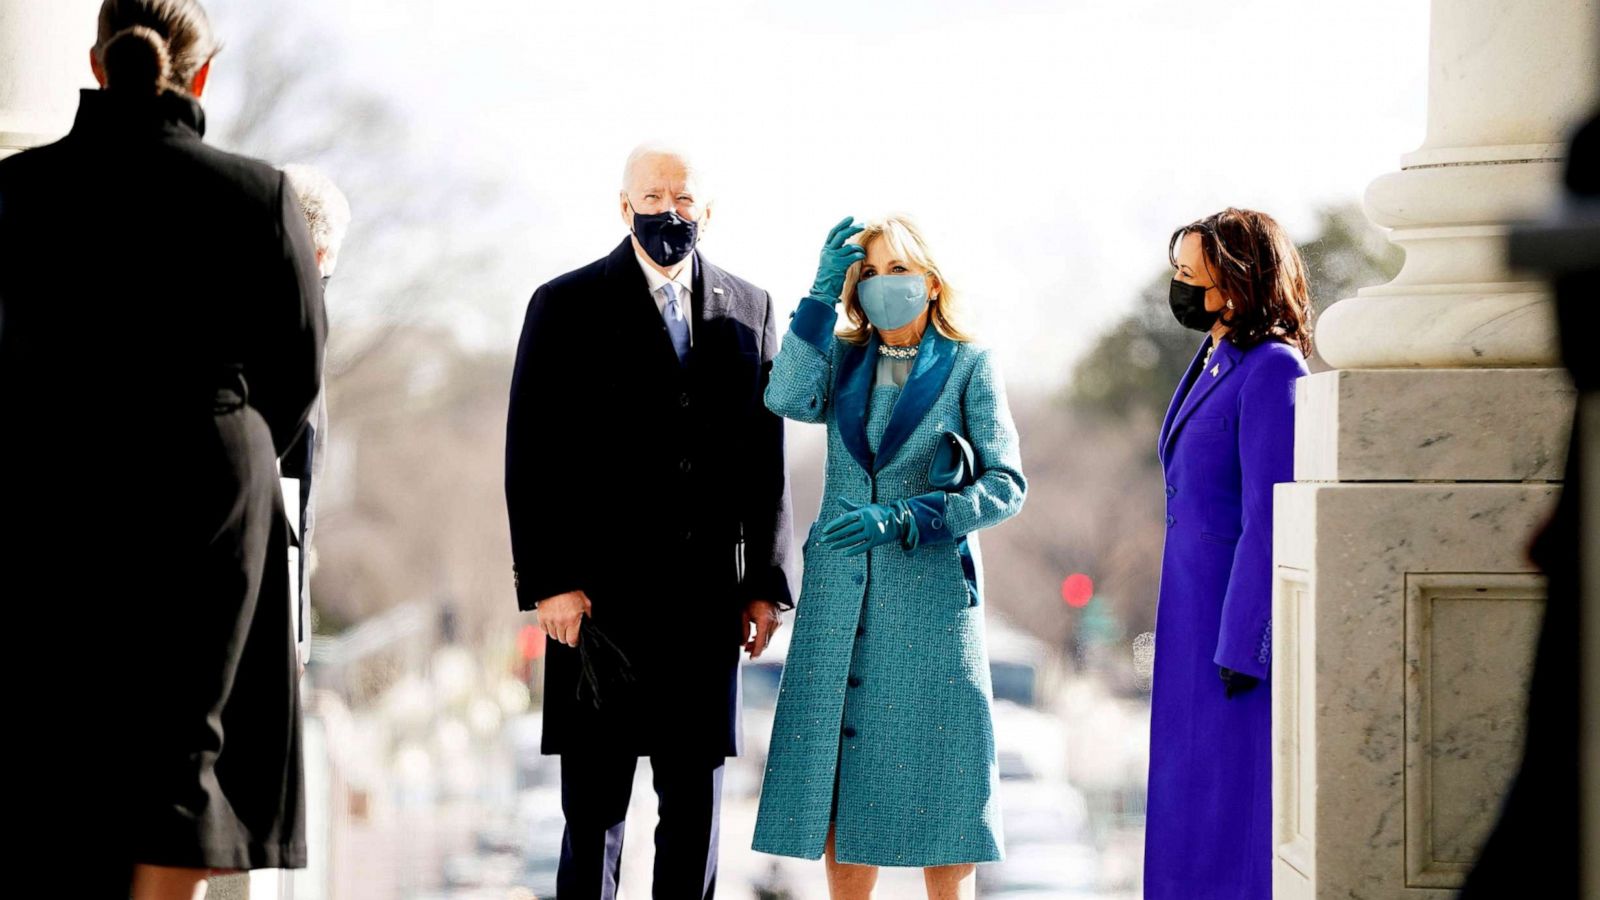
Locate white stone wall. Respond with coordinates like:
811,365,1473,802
1274,1,1598,897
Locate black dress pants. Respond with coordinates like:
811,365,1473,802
557,752,724,900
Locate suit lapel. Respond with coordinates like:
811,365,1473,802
834,333,877,473
1161,337,1241,462
874,330,958,473
604,237,683,373
687,252,744,369
1159,337,1213,454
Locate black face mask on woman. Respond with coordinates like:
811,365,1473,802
630,202,699,268
1168,279,1220,332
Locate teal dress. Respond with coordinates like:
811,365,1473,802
751,297,1027,867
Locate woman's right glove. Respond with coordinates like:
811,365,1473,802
816,498,912,556
810,216,867,302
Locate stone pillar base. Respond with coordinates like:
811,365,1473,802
1273,369,1571,898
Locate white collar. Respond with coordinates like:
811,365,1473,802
635,249,694,298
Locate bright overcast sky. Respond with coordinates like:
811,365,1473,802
238,0,1431,387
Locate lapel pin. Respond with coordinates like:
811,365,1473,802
712,287,725,295
1210,364,1220,377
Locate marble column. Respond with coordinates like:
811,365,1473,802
1273,1,1597,898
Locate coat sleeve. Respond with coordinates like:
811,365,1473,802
505,284,587,610
740,291,796,609
1213,348,1306,678
764,296,840,424
250,172,327,456
936,348,1027,541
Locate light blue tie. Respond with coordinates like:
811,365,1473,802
661,282,691,364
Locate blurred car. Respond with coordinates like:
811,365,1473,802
513,786,564,897
982,780,1098,896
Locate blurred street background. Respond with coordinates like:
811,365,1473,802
198,1,1428,896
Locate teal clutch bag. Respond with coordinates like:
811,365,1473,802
929,430,976,491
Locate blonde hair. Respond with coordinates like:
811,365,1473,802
838,215,972,345
95,0,218,96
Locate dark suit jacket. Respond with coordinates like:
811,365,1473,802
506,238,793,756
0,89,324,870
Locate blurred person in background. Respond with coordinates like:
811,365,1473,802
504,143,793,900
280,162,349,673
1145,208,1311,900
752,215,1027,900
0,1,325,897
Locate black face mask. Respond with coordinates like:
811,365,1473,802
630,202,699,268
1168,279,1219,332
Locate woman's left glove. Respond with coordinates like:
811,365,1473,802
810,216,867,302
817,498,914,556
1220,666,1261,698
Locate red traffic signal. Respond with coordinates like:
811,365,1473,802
1061,573,1095,608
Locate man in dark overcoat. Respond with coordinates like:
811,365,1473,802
505,143,793,900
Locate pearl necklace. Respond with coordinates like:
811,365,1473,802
878,343,919,360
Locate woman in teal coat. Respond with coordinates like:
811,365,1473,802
753,216,1026,898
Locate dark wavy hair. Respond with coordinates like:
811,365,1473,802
1169,208,1314,354
94,0,218,96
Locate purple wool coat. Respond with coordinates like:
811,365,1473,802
1144,335,1306,900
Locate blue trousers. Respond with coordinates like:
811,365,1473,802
557,753,724,900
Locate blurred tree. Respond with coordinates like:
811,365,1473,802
197,1,527,649
205,0,512,379
1061,270,1198,423
1299,204,1407,317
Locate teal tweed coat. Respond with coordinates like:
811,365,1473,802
751,297,1026,867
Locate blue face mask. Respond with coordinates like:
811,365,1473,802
857,274,929,331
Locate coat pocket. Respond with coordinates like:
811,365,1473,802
1186,415,1231,435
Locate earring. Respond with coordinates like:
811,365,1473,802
1226,300,1235,309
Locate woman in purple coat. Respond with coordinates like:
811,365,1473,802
1145,208,1312,899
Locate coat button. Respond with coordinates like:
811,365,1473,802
848,676,862,687
679,458,692,474
842,726,857,738
931,517,943,530
853,574,864,585
809,395,818,408
683,529,693,541
679,392,691,408
1166,484,1177,498
1166,514,1175,527
856,625,866,637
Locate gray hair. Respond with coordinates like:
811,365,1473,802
283,164,351,275
620,142,709,198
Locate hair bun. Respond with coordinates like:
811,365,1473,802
102,25,172,94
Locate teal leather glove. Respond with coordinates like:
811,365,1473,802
810,216,867,302
817,498,912,556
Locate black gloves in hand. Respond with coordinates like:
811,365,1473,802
1219,666,1261,699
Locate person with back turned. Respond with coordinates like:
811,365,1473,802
0,2,325,897
505,143,793,900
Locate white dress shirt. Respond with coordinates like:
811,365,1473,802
636,249,695,346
